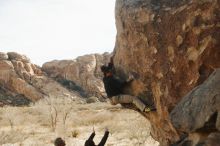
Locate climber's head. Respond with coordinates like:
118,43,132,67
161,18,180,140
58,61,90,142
101,65,113,77
101,65,109,73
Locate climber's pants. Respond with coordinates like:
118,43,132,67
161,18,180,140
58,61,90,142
110,95,146,111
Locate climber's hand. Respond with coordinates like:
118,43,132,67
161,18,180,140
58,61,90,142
127,74,135,82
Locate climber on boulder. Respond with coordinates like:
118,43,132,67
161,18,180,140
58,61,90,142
101,58,156,113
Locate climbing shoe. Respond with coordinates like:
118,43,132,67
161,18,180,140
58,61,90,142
144,107,151,112
144,107,157,113
151,107,157,111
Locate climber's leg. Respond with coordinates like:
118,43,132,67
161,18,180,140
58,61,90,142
111,95,145,111
110,96,120,105
111,95,156,112
110,95,132,105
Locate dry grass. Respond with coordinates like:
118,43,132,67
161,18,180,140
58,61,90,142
0,96,159,146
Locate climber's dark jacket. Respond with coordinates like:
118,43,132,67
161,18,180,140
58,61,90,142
84,131,109,146
101,60,131,98
103,75,126,98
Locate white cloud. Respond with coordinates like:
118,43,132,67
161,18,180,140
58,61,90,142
0,0,116,65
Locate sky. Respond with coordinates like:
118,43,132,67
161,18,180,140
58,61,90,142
0,0,116,66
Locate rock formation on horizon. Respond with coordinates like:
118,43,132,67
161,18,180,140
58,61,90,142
114,0,220,145
0,52,82,106
42,52,111,98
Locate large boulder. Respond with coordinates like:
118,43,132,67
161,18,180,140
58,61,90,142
170,69,220,145
114,0,220,145
0,52,8,60
203,132,220,146
7,52,30,63
171,69,220,133
0,87,31,107
0,52,81,104
42,53,111,97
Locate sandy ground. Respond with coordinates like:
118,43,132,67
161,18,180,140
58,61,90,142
0,96,159,146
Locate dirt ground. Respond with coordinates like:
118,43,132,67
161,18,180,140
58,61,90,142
0,96,159,146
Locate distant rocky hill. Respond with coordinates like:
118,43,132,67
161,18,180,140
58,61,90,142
114,0,220,145
0,52,86,106
42,52,111,98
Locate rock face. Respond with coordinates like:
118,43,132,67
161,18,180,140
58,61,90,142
114,0,220,145
0,86,31,106
170,69,220,133
42,53,111,98
170,69,220,145
0,52,81,105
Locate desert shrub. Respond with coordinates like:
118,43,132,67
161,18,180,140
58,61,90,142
71,130,79,138
34,96,75,133
0,130,29,145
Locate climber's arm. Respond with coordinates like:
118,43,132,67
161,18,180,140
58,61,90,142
88,132,95,140
98,130,109,146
